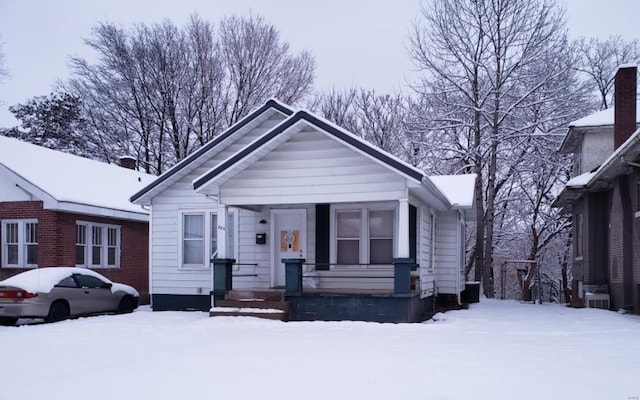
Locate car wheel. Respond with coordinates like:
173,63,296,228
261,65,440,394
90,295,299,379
117,295,137,314
0,317,18,326
46,301,70,323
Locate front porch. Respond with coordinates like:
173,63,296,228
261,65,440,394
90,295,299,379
210,257,433,323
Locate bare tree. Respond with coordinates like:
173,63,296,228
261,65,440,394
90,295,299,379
409,0,573,297
66,14,315,174
0,34,7,82
314,88,420,164
220,13,315,125
573,35,640,110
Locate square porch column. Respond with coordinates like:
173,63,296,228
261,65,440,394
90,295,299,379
283,258,305,293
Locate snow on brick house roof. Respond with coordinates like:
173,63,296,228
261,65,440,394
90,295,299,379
0,135,155,221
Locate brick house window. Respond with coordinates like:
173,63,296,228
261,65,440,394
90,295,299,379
76,222,120,268
1,220,38,268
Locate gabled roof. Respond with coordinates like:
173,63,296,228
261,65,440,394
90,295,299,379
559,102,640,153
192,110,426,191
553,126,640,211
0,135,155,221
129,99,294,204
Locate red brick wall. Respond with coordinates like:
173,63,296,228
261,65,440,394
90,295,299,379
0,201,149,303
614,66,637,149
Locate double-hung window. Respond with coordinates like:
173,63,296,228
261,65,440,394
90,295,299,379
180,210,236,269
76,222,121,268
334,206,395,267
1,219,38,268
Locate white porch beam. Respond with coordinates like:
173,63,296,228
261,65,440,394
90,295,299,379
397,198,410,259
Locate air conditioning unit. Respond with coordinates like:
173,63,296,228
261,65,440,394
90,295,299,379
585,292,610,310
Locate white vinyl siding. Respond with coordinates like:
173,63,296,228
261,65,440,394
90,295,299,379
76,221,120,268
219,130,408,205
1,219,38,268
434,212,461,294
419,206,436,298
148,114,286,294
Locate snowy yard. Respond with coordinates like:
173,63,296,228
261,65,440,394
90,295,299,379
1,300,638,400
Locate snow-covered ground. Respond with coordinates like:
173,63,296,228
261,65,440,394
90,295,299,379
1,299,638,400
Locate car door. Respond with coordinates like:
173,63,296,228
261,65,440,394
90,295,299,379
72,274,118,314
51,275,86,316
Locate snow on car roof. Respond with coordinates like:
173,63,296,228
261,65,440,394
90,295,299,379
0,267,138,296
0,136,155,215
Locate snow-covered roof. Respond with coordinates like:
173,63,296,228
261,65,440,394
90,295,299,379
0,136,155,220
565,171,597,187
569,102,640,128
0,267,138,296
429,174,477,207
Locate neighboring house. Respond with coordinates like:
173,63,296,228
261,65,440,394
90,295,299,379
0,136,155,303
554,64,640,312
131,99,476,322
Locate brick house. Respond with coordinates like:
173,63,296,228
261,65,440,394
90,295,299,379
554,65,640,311
0,136,155,303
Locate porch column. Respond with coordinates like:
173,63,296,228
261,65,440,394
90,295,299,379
283,258,305,293
211,258,235,303
211,204,233,307
217,203,227,259
394,199,412,294
397,198,410,258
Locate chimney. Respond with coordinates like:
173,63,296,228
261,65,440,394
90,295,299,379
118,156,137,170
614,64,637,148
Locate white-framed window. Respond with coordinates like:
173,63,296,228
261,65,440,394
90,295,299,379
179,210,237,269
1,219,38,268
336,210,361,264
76,221,121,268
332,204,396,267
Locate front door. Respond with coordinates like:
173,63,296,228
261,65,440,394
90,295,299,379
272,209,307,287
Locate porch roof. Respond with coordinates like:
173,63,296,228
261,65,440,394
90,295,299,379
192,109,458,209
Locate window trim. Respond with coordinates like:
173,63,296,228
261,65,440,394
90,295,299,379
76,221,121,269
1,219,38,268
178,209,238,270
330,203,397,269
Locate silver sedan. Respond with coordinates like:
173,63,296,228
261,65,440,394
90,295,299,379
0,267,139,325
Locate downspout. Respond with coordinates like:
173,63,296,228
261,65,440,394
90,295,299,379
456,209,462,305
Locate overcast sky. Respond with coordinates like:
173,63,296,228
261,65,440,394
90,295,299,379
0,0,639,128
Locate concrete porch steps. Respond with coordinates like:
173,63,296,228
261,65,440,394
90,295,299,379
209,290,289,321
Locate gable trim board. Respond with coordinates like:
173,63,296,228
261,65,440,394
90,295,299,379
130,99,294,204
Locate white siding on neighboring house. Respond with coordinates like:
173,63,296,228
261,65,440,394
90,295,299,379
419,204,436,298
219,129,408,205
149,115,286,296
434,211,461,295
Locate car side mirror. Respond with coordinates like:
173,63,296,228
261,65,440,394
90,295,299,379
104,282,113,289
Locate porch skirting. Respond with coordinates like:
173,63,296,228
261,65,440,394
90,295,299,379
152,294,211,312
286,291,434,323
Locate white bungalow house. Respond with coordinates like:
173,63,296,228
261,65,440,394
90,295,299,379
130,99,476,322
